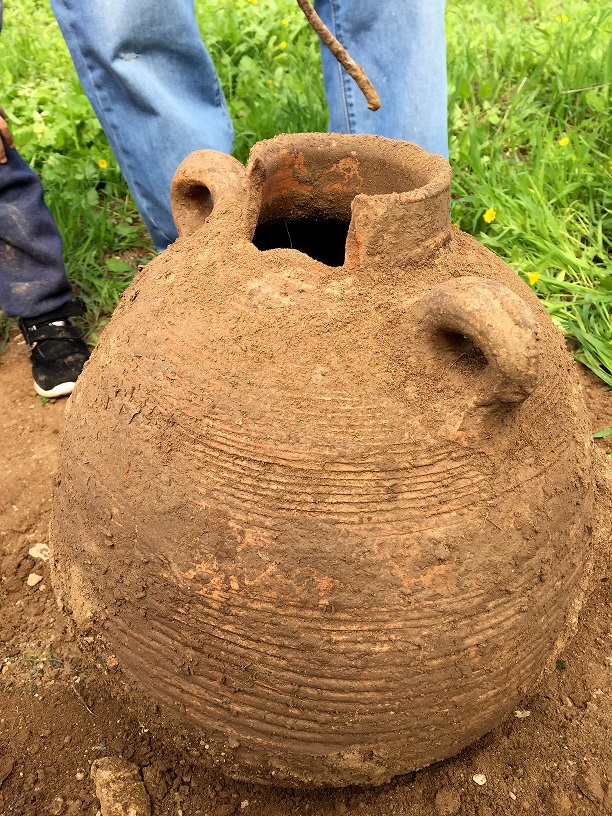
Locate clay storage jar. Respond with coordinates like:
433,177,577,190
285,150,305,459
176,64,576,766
51,134,595,788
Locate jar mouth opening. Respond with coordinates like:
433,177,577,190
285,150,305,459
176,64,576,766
244,133,452,267
252,216,350,268
245,132,451,228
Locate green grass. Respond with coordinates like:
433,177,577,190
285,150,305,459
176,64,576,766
447,1,612,384
0,0,610,385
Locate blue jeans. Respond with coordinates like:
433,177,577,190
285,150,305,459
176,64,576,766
0,141,73,318
51,0,447,251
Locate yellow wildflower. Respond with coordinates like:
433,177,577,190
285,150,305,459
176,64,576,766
280,41,287,49
558,136,569,147
453,223,461,230
247,0,257,4
556,14,568,22
281,18,288,25
483,208,496,224
528,272,541,286
268,78,274,85
98,158,108,168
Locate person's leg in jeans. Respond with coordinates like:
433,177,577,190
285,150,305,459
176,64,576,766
51,0,447,252
0,141,89,397
0,144,73,318
50,0,234,252
314,0,448,157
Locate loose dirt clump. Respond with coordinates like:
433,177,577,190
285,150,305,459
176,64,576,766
1,331,612,814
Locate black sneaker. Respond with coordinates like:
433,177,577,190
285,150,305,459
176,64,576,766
18,299,90,398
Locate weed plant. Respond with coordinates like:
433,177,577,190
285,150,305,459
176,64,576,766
0,0,610,384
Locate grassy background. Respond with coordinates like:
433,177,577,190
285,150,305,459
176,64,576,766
0,0,611,383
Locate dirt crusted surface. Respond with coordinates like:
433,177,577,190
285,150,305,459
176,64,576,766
1,330,612,815
47,136,604,788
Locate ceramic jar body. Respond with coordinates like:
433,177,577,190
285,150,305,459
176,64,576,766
51,134,593,787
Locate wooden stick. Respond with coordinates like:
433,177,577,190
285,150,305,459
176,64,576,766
295,0,381,111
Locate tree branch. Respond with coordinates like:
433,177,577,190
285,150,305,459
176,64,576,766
295,0,381,112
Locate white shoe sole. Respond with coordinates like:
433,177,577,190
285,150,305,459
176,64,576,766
34,381,76,398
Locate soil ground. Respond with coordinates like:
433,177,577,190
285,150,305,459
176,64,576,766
1,331,611,816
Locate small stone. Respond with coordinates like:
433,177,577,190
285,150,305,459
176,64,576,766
28,543,50,561
49,796,65,815
576,768,605,804
27,573,43,587
472,773,487,786
334,803,347,815
91,756,151,816
240,801,249,810
514,710,531,719
105,655,119,670
434,785,461,815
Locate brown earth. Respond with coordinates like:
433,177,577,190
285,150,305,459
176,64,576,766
1,328,612,816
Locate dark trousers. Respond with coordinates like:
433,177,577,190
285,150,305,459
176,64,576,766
0,140,72,318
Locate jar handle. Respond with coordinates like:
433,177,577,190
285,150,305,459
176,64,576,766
170,150,247,237
420,276,540,406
